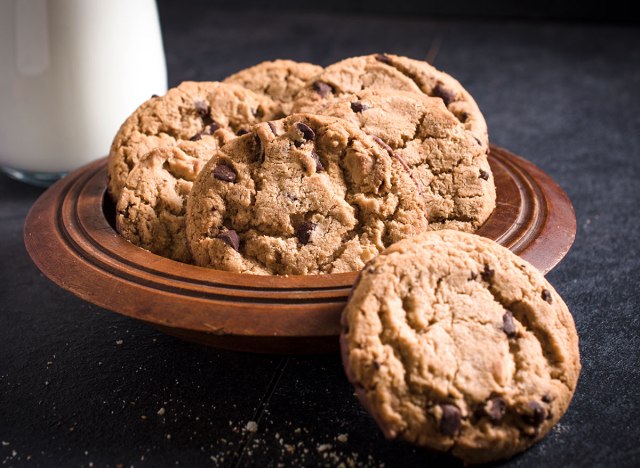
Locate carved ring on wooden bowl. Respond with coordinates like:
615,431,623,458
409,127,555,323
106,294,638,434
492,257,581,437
24,145,576,353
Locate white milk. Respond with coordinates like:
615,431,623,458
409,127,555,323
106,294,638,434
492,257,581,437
0,0,167,185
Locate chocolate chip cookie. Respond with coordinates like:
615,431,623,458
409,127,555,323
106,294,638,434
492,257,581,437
341,230,581,463
107,81,279,201
185,114,429,275
294,53,488,151
224,59,323,115
294,89,495,231
116,140,216,263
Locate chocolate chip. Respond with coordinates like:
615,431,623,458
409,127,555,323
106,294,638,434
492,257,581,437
312,81,333,97
295,221,316,245
350,102,370,113
374,53,392,64
541,289,553,304
295,122,315,141
433,83,456,105
194,100,210,117
192,120,220,140
213,164,237,183
236,128,249,136
268,121,278,135
151,94,159,98
204,121,221,134
523,401,546,427
439,404,461,436
481,264,495,281
194,101,217,127
502,311,517,338
468,271,478,281
479,169,490,180
471,403,486,423
217,230,240,251
310,151,324,172
542,394,552,403
253,134,264,163
486,396,507,423
253,106,265,118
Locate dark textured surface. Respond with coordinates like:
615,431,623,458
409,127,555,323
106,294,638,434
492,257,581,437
166,0,639,23
1,5,640,467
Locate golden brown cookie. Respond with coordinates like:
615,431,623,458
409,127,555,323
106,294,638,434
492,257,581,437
185,114,429,275
294,89,495,231
223,59,323,115
115,140,216,263
341,230,581,464
294,53,488,150
107,81,279,201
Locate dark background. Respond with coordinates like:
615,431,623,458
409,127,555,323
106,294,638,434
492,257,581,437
1,1,639,467
172,0,639,24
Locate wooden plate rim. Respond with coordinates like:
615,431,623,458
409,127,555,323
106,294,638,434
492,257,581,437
24,145,576,343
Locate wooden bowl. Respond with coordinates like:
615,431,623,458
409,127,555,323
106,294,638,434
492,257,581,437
24,145,576,353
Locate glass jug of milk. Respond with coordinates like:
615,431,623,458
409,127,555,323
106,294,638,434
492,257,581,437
0,0,167,186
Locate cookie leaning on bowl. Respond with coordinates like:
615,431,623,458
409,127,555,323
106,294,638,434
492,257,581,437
294,89,495,232
185,113,429,275
107,81,280,202
340,230,581,464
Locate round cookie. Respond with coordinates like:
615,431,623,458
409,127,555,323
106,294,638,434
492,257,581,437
107,81,280,201
341,230,581,464
294,53,488,151
224,59,323,115
294,89,495,231
116,140,216,263
185,114,429,275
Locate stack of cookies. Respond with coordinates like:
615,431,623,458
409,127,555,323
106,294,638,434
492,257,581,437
108,54,580,463
109,54,495,273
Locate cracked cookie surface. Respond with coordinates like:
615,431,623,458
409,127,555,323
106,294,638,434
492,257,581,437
294,53,488,151
294,89,495,231
340,230,580,464
116,140,216,263
185,113,429,275
107,81,279,201
224,59,323,115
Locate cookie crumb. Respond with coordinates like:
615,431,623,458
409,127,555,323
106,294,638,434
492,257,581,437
246,421,258,433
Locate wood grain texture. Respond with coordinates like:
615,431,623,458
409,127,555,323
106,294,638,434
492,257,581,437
24,145,576,353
